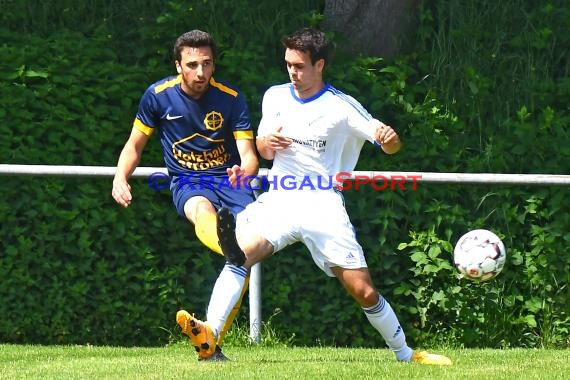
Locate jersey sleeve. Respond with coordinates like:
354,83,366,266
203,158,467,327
133,87,159,136
257,87,279,138
344,94,381,144
232,91,254,140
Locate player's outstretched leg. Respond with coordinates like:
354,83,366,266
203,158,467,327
411,351,452,365
176,310,228,361
362,296,452,366
216,207,246,266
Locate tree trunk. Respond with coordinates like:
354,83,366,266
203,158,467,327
323,0,419,58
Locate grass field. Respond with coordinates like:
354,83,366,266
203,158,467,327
1,343,569,379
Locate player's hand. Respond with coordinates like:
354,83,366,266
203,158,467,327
375,123,398,144
227,165,246,188
375,123,401,154
112,178,132,207
264,126,293,151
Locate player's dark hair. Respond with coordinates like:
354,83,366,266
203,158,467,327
174,30,217,62
281,27,329,65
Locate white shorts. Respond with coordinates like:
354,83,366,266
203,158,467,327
236,189,367,277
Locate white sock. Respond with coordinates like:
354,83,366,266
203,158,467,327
206,263,247,337
363,296,414,362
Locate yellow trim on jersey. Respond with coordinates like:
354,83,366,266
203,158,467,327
155,75,182,94
134,118,154,136
175,132,224,145
234,130,254,140
210,77,238,97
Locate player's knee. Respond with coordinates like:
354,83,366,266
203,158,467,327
184,196,214,223
355,288,379,307
239,235,273,263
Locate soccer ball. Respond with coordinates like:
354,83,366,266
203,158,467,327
453,229,506,282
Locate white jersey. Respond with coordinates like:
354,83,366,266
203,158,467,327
238,82,382,274
258,83,382,188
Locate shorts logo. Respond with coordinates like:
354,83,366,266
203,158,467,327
346,251,357,264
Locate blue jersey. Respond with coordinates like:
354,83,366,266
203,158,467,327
134,75,253,176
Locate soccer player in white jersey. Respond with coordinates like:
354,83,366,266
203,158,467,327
179,27,452,365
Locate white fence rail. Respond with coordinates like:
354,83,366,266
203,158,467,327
2,164,570,185
2,164,569,343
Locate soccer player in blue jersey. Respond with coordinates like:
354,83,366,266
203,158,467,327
181,27,453,365
111,30,258,360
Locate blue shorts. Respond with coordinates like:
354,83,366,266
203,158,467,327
170,174,256,217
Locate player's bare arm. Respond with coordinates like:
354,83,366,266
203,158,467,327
227,138,259,187
112,127,150,207
374,123,401,154
256,126,293,160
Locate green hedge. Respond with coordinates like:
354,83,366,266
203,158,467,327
0,0,568,348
